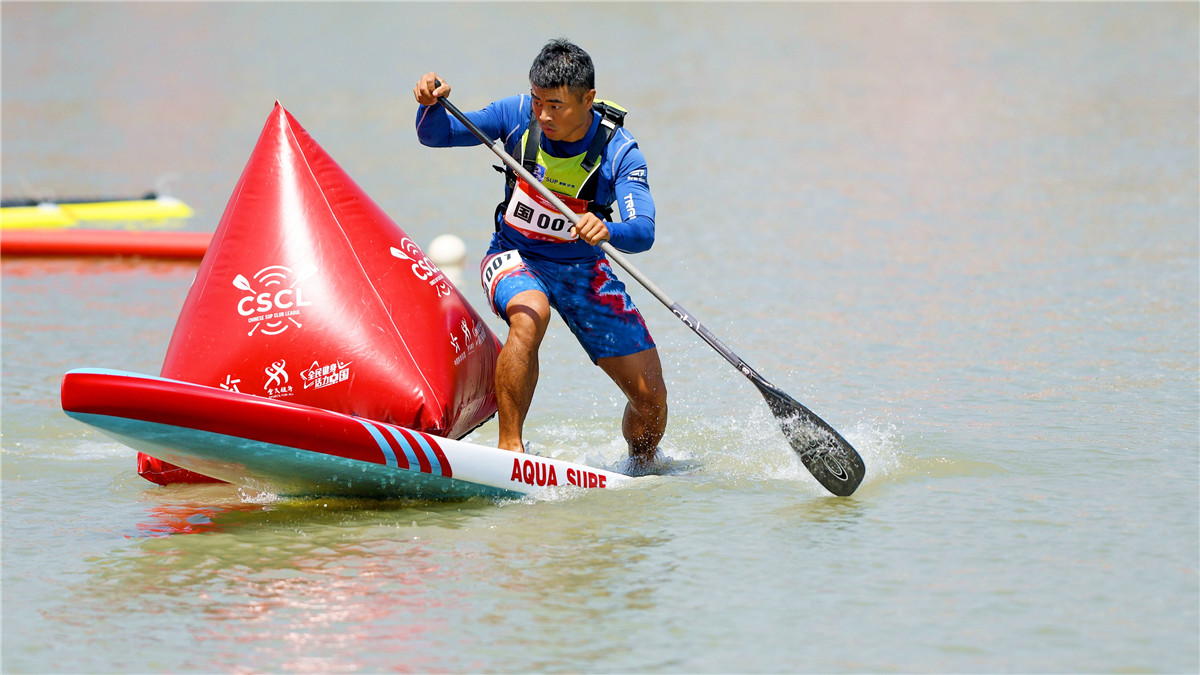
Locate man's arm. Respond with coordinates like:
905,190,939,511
413,73,523,149
604,138,656,254
416,103,480,147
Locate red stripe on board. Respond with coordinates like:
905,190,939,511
367,420,409,469
418,431,453,478
394,426,432,475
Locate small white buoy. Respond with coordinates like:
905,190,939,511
427,234,466,267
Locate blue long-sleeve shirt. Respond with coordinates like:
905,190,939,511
416,95,655,263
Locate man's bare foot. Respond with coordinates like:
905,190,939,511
622,446,663,476
499,440,536,454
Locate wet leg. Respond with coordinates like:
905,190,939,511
597,347,668,463
495,290,551,453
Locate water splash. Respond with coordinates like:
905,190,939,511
237,486,282,505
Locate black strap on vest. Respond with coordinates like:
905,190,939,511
494,101,626,229
582,101,626,173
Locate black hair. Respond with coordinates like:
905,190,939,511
529,39,595,96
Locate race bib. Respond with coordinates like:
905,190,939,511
504,178,587,243
480,250,526,311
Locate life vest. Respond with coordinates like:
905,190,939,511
495,100,627,241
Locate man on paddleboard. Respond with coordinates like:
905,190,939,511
413,39,667,468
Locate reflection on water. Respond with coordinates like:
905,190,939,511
134,500,262,538
74,495,496,672
63,487,681,672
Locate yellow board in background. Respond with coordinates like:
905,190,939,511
0,196,194,229
63,196,194,222
0,204,75,228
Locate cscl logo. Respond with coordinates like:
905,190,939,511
390,239,452,298
233,265,313,336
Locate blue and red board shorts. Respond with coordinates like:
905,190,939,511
480,248,655,363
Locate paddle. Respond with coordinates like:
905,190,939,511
433,88,865,496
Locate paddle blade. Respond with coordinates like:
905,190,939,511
755,381,865,496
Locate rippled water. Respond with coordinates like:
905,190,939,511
3,3,1197,673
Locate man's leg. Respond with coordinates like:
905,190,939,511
495,289,552,453
597,347,668,462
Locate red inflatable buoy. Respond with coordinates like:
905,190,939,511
139,103,501,484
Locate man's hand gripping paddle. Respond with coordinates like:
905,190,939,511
433,86,866,496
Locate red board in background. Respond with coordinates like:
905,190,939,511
140,103,501,484
0,229,210,259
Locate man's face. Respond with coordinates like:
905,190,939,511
530,84,596,143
